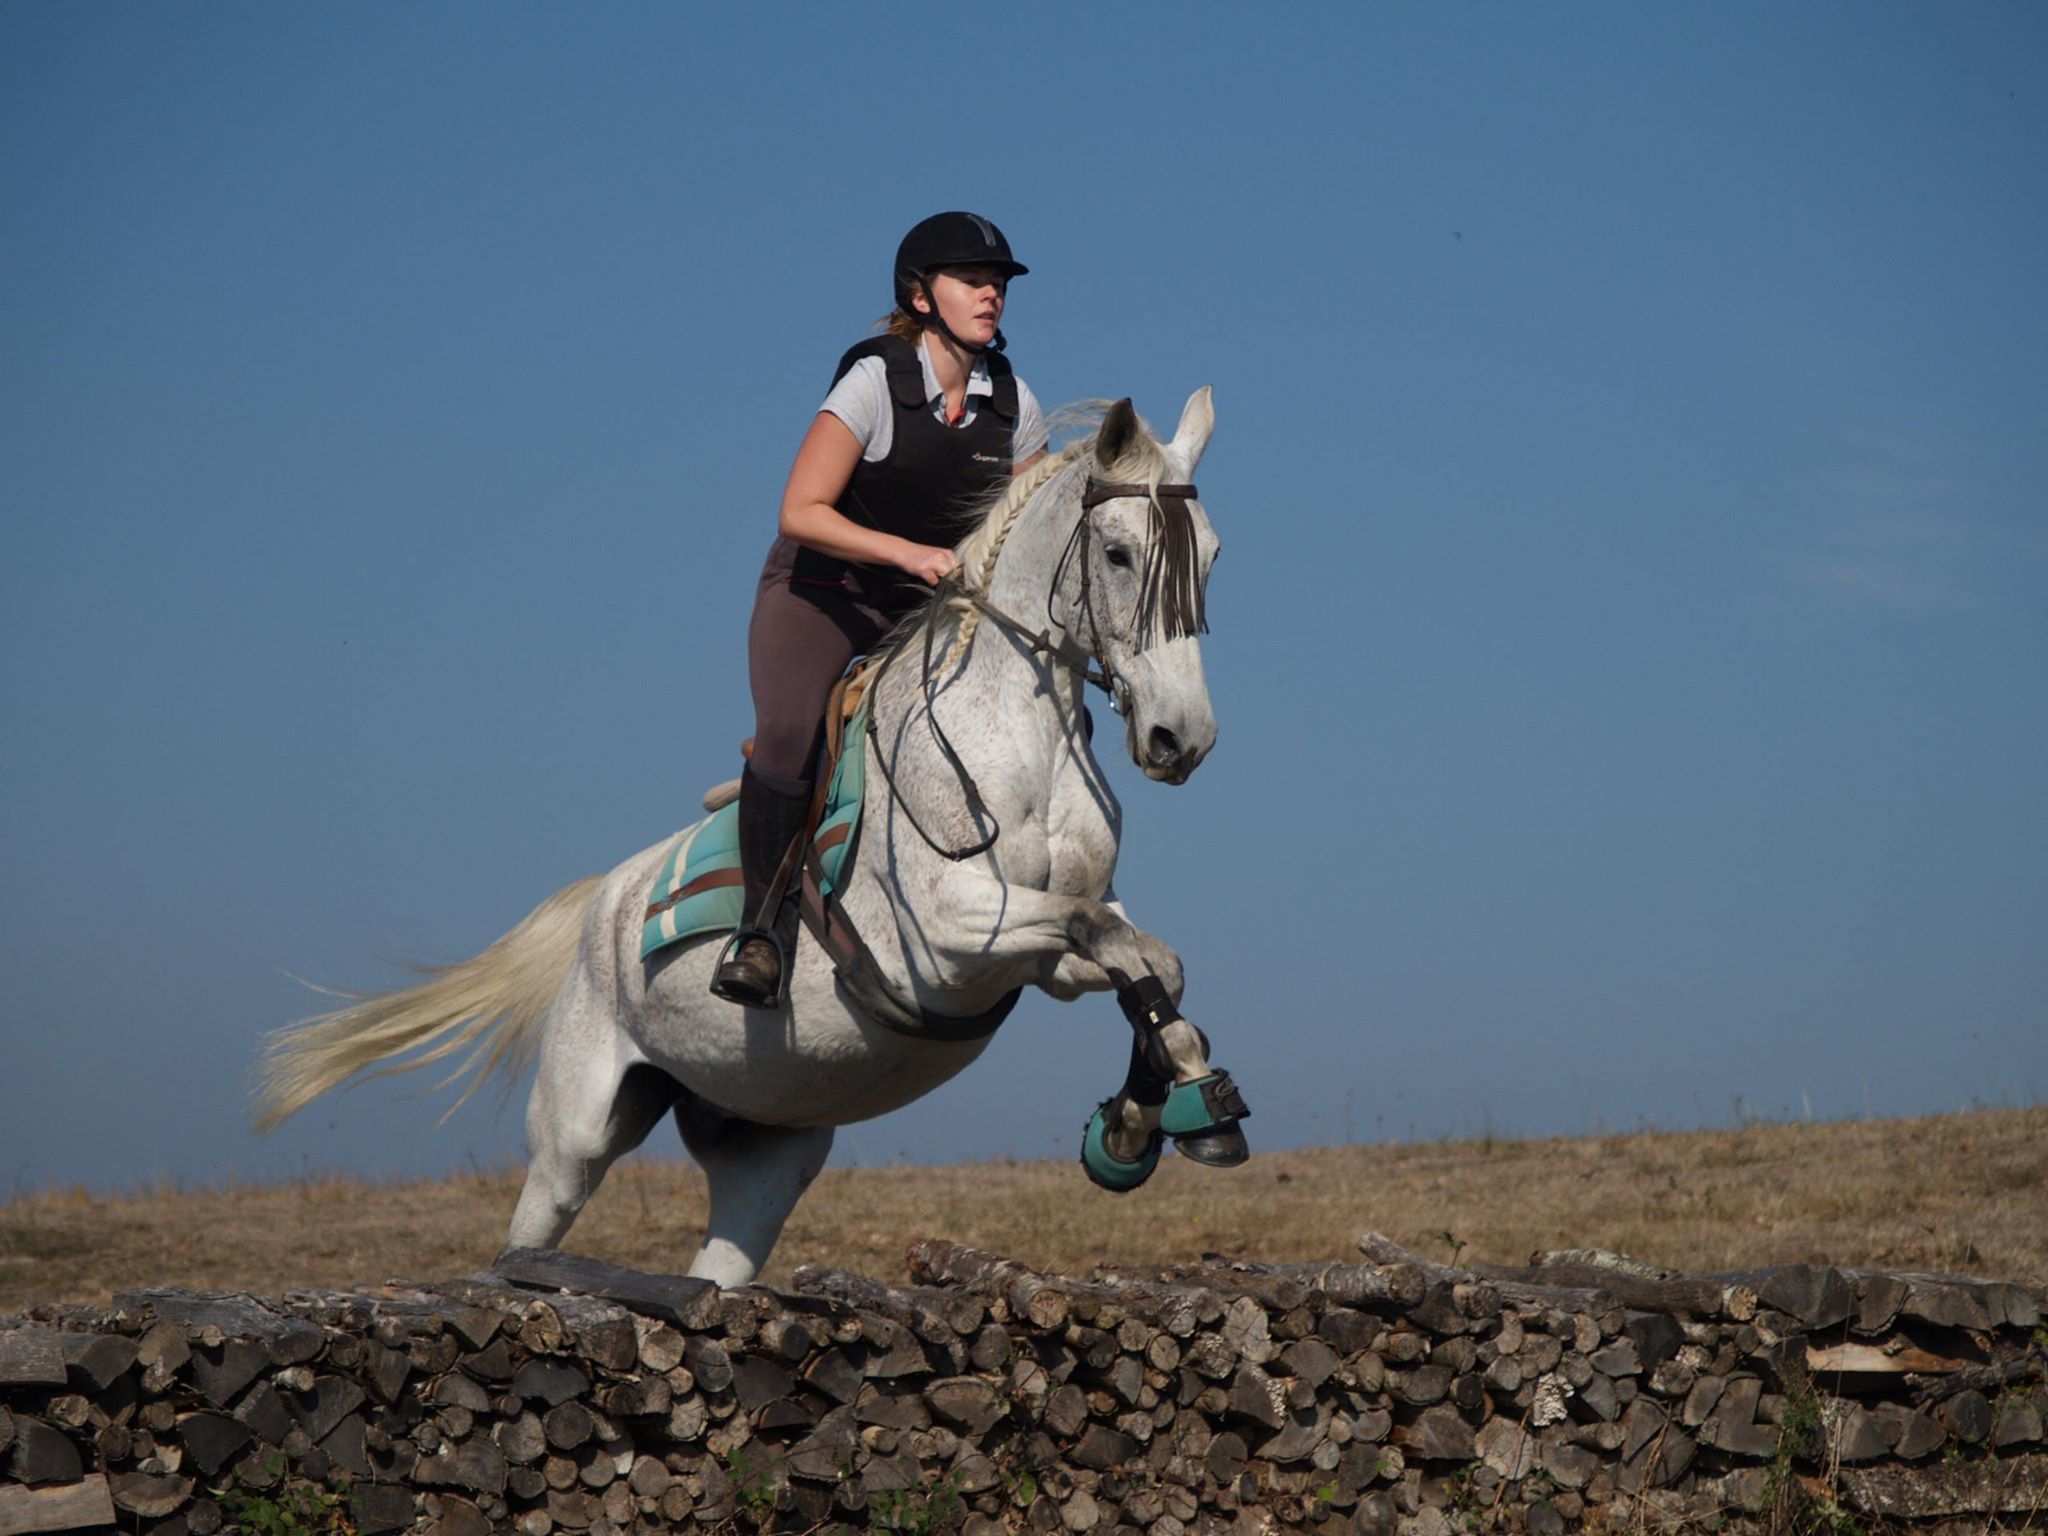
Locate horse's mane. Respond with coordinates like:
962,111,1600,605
871,402,1174,672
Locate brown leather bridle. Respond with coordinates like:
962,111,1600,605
867,475,1208,863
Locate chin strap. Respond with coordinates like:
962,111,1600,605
916,279,1005,356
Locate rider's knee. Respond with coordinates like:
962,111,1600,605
749,724,821,786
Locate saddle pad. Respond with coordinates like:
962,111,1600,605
639,698,870,960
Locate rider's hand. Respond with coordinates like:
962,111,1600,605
898,543,961,586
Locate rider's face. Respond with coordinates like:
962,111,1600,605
917,266,1008,346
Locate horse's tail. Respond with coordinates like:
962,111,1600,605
252,874,605,1135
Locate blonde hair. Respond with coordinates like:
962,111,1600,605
877,310,924,341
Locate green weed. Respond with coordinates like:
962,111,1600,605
868,1472,965,1536
215,1456,349,1536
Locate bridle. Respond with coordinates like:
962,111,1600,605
867,474,1206,861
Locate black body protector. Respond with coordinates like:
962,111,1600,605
789,334,1017,620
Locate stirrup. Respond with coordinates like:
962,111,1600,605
708,927,787,1009
1162,1070,1251,1167
1080,1097,1163,1193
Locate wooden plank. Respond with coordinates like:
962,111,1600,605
0,1474,116,1536
0,1331,67,1388
111,1287,296,1340
491,1248,719,1329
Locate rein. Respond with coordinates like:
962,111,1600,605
866,476,1202,862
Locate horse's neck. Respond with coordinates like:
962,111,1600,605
960,477,1093,746
870,478,1092,796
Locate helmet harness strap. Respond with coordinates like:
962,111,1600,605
916,275,1007,357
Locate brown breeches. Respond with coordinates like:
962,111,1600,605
745,541,894,792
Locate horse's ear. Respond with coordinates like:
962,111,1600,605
1168,386,1214,472
1096,398,1141,469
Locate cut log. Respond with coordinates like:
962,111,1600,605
511,1358,590,1408
1471,1263,1739,1320
906,1242,1073,1330
1805,1340,1972,1376
3,1416,81,1485
58,1333,136,1392
350,1483,416,1535
291,1374,366,1443
0,1474,116,1536
1356,1234,1625,1318
1841,1450,2048,1518
1392,1404,1475,1462
175,1412,252,1478
925,1377,1007,1436
1910,1351,2044,1404
109,1472,193,1518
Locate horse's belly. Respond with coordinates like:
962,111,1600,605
633,944,993,1127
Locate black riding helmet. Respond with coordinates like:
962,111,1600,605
894,212,1028,353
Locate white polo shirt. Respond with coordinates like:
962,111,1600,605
822,339,1049,465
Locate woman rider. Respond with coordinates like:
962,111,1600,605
711,212,1048,1008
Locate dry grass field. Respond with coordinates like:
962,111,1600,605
3,1107,2042,1313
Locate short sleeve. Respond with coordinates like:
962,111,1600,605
1012,376,1050,462
819,356,893,463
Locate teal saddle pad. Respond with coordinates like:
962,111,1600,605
640,700,869,960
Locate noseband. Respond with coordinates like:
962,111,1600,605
870,474,1206,861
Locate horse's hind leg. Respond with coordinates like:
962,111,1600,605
505,1012,681,1253
674,1099,834,1287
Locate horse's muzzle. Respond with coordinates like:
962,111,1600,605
1143,724,1207,784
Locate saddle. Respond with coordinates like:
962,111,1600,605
640,662,877,960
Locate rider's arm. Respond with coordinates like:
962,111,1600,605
1012,379,1049,475
778,413,952,580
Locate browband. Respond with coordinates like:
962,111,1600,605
1081,480,1199,509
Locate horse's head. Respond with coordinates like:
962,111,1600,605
1071,389,1221,784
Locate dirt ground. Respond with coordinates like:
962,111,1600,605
3,1106,2042,1311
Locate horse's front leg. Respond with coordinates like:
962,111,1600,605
1041,890,1181,1001
935,882,1249,1182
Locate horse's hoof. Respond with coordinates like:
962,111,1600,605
1081,1102,1162,1193
1173,1124,1250,1167
1160,1070,1249,1167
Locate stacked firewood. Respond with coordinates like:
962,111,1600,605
3,1237,2045,1535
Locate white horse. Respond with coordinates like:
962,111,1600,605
256,390,1246,1287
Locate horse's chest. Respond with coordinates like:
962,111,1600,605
1032,789,1119,897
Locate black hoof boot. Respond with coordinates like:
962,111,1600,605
710,933,783,1009
1173,1124,1250,1167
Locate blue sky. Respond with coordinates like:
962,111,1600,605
3,4,2043,1196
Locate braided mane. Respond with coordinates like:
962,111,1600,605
866,404,1181,676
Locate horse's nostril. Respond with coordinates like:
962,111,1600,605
1149,726,1182,763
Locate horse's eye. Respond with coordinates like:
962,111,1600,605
1104,546,1133,570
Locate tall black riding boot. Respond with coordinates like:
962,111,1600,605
709,766,812,1009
